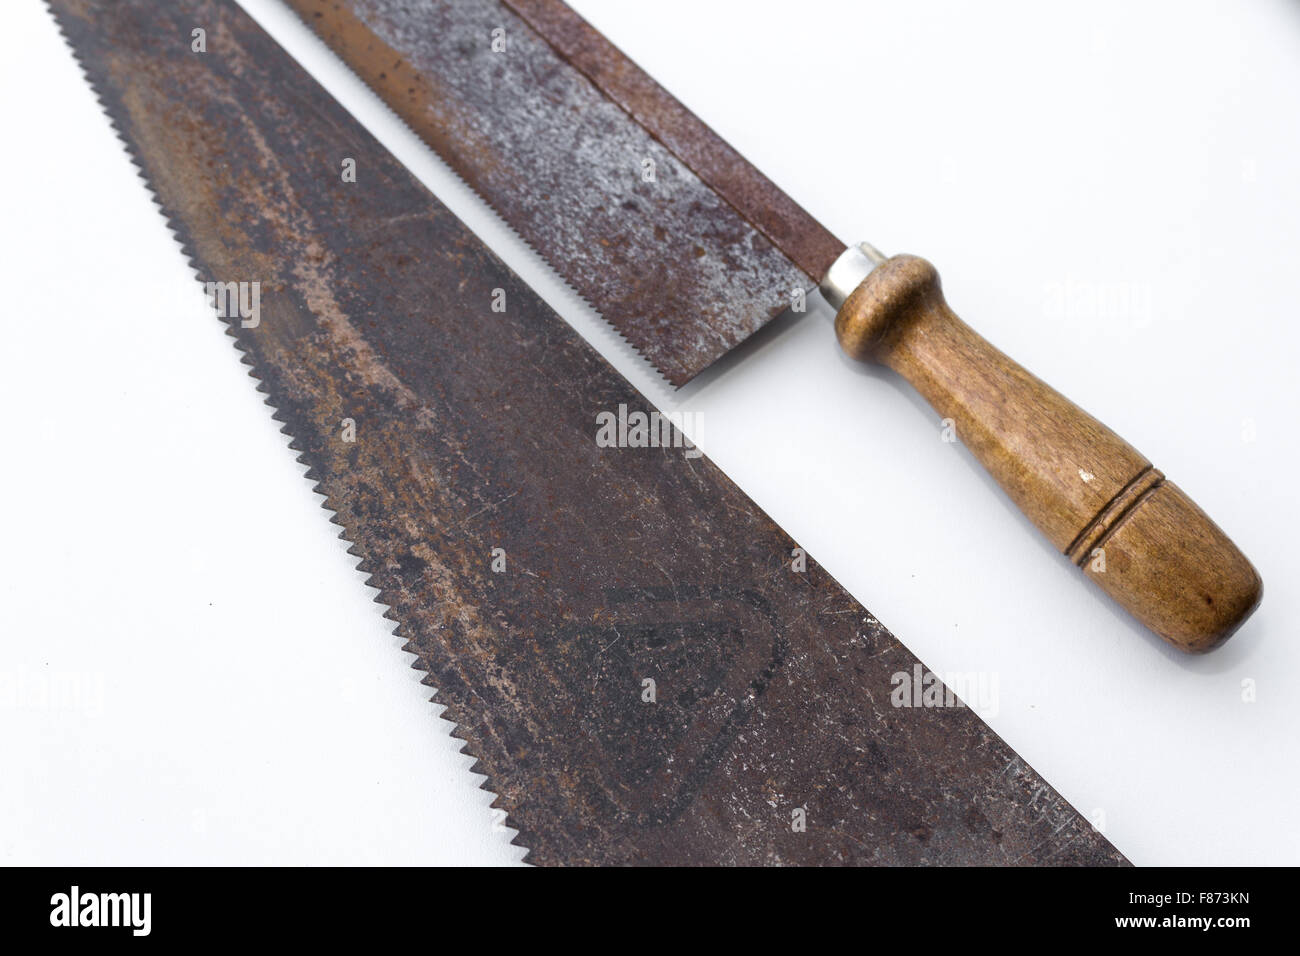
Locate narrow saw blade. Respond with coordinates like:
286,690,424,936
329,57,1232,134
283,0,845,385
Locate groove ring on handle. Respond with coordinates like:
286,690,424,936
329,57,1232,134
1066,465,1166,565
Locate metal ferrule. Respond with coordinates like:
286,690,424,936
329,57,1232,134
819,242,888,312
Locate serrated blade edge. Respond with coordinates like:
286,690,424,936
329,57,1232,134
284,0,843,385
44,0,530,861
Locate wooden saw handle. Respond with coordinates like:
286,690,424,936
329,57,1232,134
835,254,1261,652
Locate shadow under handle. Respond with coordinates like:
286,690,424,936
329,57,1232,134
832,253,1261,653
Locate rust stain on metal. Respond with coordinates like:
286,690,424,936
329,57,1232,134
49,0,1126,865
283,0,837,386
499,0,845,282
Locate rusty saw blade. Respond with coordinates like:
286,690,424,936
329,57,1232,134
282,0,843,385
48,0,1125,865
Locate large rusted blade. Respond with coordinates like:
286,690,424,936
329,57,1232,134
47,0,1125,865
282,0,844,385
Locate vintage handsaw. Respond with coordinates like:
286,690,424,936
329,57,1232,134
286,0,1262,653
49,0,1126,865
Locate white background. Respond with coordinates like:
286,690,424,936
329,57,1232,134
1,0,1297,866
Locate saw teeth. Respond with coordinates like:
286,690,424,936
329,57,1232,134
275,0,677,394
43,0,527,863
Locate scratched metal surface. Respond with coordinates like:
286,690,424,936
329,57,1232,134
499,0,845,281
48,0,1126,865
282,0,840,386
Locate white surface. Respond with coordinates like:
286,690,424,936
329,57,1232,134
1,0,1296,866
